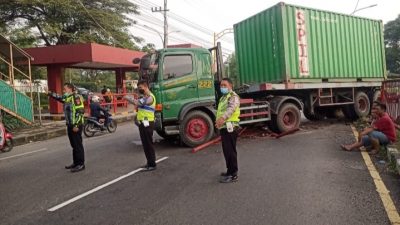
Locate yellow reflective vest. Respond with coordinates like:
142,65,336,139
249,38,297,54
137,92,156,121
216,91,240,129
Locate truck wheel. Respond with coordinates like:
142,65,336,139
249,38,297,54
354,91,370,118
179,110,214,147
274,103,301,133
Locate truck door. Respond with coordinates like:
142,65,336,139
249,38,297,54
160,53,199,120
197,52,215,100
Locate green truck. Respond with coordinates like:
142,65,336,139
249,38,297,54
134,2,385,147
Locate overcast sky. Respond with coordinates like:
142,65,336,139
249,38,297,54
129,0,400,56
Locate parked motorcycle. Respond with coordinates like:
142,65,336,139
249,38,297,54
0,121,14,152
83,112,117,137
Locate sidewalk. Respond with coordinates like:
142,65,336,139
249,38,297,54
14,112,136,146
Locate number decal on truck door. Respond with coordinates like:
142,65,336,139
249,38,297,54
198,80,212,89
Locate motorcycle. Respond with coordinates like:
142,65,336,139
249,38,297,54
83,112,117,137
0,121,14,152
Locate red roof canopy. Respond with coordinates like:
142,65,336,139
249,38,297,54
24,43,145,71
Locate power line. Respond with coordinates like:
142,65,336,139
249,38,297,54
133,24,198,46
75,0,121,47
130,0,235,51
133,0,215,36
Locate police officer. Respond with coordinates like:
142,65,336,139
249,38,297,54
215,78,240,183
48,83,86,173
126,80,157,171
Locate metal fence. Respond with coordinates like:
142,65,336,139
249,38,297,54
382,79,400,122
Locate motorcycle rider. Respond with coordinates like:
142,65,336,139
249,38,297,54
90,95,108,125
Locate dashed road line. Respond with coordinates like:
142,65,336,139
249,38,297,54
48,156,169,212
0,148,48,161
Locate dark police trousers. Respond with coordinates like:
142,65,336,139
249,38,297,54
67,125,85,166
139,122,156,167
220,128,238,176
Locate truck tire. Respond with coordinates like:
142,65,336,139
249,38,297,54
273,103,301,133
354,91,371,118
179,110,214,147
343,91,371,120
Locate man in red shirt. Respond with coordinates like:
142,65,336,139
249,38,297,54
341,102,397,155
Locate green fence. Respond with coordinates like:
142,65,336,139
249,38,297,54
0,79,33,122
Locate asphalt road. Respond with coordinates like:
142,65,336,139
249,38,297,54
0,122,392,225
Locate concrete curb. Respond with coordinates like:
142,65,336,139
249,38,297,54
34,111,135,121
14,114,135,146
14,128,67,146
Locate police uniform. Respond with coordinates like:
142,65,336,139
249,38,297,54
217,91,240,177
136,92,157,168
49,92,85,167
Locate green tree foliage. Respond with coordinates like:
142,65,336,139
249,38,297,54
141,43,156,53
385,15,400,74
0,0,142,49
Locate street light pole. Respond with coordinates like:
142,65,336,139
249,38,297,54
151,0,169,48
163,0,168,48
143,25,163,46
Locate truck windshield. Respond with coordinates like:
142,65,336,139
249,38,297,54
139,53,159,83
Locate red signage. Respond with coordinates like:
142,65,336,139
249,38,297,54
296,9,309,77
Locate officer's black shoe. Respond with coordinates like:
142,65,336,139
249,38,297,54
221,172,238,177
65,164,76,169
70,165,85,173
219,175,238,183
141,165,156,172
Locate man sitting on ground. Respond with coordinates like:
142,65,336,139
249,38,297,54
341,102,397,155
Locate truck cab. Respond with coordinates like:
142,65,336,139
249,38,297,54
137,48,218,147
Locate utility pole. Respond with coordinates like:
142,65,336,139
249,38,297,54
151,0,169,48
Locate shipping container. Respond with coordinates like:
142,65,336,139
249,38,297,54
234,2,386,86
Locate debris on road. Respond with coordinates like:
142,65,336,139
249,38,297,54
191,125,301,153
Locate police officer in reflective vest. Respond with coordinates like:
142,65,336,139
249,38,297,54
215,78,240,183
48,83,86,172
127,80,157,171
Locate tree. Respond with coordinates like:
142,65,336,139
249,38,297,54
141,43,156,53
384,14,400,74
0,0,142,49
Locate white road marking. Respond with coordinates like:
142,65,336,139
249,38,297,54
48,156,169,212
0,148,48,161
